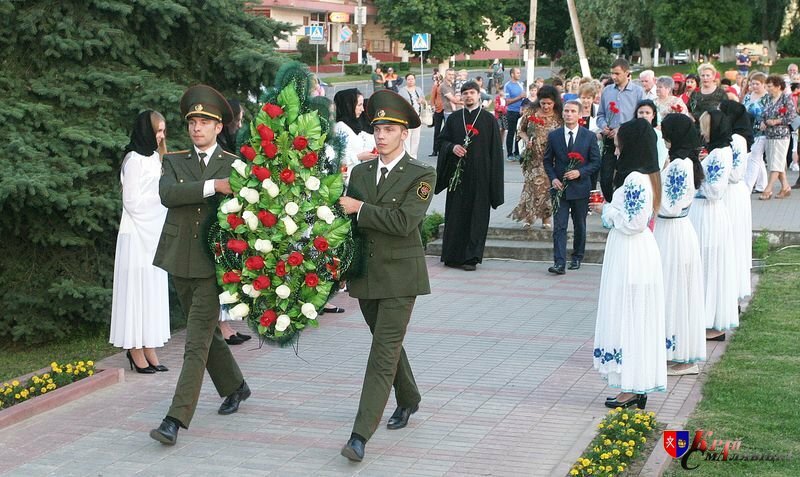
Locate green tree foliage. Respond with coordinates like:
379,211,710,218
296,36,328,66
653,0,750,53
752,0,788,44
0,0,290,343
491,0,570,58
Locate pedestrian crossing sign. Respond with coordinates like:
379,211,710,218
307,25,324,42
412,33,431,52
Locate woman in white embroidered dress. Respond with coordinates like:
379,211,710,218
333,88,377,185
590,118,665,409
688,111,739,341
657,114,707,376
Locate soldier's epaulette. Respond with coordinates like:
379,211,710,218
165,149,191,159
220,150,239,159
407,158,434,169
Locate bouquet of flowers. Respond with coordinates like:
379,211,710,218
448,123,479,192
670,102,684,113
607,101,620,126
552,152,586,214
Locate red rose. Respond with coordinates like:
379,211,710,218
275,260,287,277
260,310,277,327
371,147,378,154
280,168,296,184
262,103,284,118
287,251,304,266
305,273,319,287
222,271,241,284
245,256,265,270
292,135,309,150
226,239,248,254
257,124,275,142
262,141,278,159
313,236,329,252
252,275,271,291
567,152,585,163
257,210,277,227
465,124,479,136
227,214,245,229
252,165,271,181
240,145,257,161
779,106,788,115
301,151,318,168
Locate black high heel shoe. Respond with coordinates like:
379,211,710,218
146,360,169,372
126,350,156,374
605,393,647,409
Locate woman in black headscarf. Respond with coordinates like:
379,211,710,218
689,110,738,341
655,114,706,376
589,118,665,409
635,100,669,169
719,100,753,303
110,110,171,374
334,89,377,184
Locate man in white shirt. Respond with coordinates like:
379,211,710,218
640,70,657,101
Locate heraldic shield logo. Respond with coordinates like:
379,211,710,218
664,430,691,458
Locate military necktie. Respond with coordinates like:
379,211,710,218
199,152,207,172
568,130,574,152
377,166,388,192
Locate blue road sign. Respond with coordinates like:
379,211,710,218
611,32,623,49
307,25,324,43
412,33,431,52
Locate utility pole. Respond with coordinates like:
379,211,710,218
526,0,537,88
356,0,363,66
566,0,591,77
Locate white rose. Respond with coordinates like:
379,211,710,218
254,239,273,253
275,284,291,299
242,284,261,298
317,205,335,224
261,178,280,198
218,291,239,305
282,216,298,235
242,210,259,231
232,159,248,177
284,201,299,216
275,314,291,332
239,187,260,204
229,303,250,320
301,302,318,320
305,176,320,191
220,198,242,213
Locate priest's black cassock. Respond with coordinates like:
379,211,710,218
435,107,504,267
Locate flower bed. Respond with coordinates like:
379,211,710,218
569,407,658,476
1,361,95,409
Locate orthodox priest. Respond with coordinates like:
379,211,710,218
435,80,504,271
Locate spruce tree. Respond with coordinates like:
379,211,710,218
0,0,290,343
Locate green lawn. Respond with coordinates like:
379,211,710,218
663,247,800,476
0,334,118,382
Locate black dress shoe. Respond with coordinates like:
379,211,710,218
149,419,179,445
461,264,477,271
605,394,647,409
548,265,566,275
126,350,156,374
706,333,726,341
225,334,245,345
236,332,252,341
218,380,251,415
387,404,419,430
568,260,581,270
341,436,366,461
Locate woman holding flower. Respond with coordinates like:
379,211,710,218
110,110,171,373
508,85,563,229
760,74,797,199
654,76,692,123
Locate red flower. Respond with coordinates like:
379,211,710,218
287,251,304,267
292,136,309,150
671,103,683,113
226,239,248,254
371,147,378,154
252,165,271,181
257,210,277,227
227,214,245,229
262,141,278,159
301,151,319,168
222,271,241,284
245,256,265,270
313,236,329,252
578,117,587,127
240,145,257,161
257,124,275,142
305,273,319,287
609,101,620,114
252,275,271,291
465,124,479,136
567,152,586,164
260,310,277,327
779,106,788,115
280,168,296,184
275,260,287,277
262,103,284,118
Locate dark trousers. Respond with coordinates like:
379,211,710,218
506,110,521,156
432,110,444,155
600,137,617,202
168,276,244,427
353,296,420,441
552,196,589,266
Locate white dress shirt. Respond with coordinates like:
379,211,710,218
196,144,218,198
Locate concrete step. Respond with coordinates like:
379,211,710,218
426,238,607,263
438,224,609,243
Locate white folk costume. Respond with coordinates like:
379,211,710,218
723,133,752,300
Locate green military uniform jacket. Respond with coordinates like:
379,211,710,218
153,146,236,278
346,154,436,299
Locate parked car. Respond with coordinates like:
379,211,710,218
673,50,690,64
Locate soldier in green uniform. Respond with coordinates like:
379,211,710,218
149,85,251,445
338,90,437,462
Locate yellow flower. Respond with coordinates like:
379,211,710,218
42,373,50,379
40,387,47,394
11,380,19,387
29,387,35,392
87,360,94,366
88,370,94,376
612,449,620,456
582,458,591,466
618,465,625,472
628,440,635,446
603,439,612,446
641,437,647,443
625,450,633,457
621,414,629,420
50,361,58,368
605,466,612,472
597,423,604,429
570,470,579,476
78,361,85,366
14,393,20,399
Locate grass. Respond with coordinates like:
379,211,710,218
0,334,118,382
663,247,800,476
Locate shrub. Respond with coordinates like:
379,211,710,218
378,61,411,72
421,212,445,247
297,36,328,66
344,64,373,75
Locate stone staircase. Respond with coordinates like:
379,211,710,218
426,224,609,263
